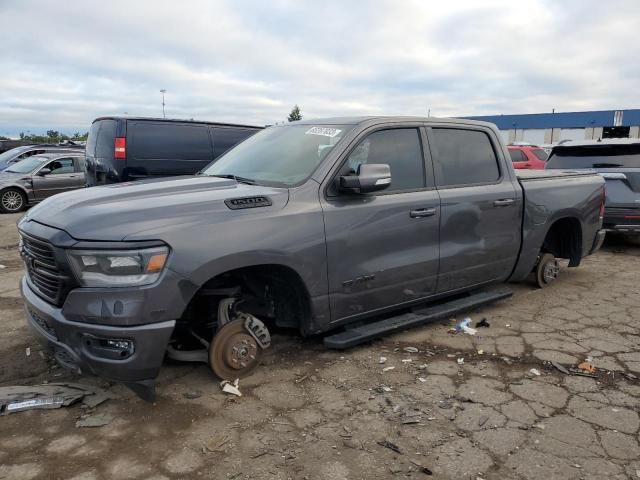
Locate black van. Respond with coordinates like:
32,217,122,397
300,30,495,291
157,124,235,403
85,117,262,185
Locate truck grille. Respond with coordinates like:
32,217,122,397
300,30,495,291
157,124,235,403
21,234,64,305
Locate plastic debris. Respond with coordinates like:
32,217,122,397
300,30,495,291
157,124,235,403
577,361,596,374
455,318,477,335
457,358,465,365
25,347,31,357
401,359,412,363
477,349,484,355
418,377,427,383
529,368,541,376
551,361,571,375
382,366,396,372
0,264,6,269
475,318,490,328
505,324,511,327
0,383,113,415
220,379,242,397
403,347,419,353
379,356,387,364
75,413,113,428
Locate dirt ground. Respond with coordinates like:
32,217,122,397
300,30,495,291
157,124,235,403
0,212,639,480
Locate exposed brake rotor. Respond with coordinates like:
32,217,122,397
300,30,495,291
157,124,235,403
209,318,263,380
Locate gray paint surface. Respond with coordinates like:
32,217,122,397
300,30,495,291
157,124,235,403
18,116,605,385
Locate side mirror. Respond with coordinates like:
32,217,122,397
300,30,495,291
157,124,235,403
339,163,391,194
38,168,51,176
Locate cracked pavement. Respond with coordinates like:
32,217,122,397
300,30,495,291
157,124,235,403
0,212,639,479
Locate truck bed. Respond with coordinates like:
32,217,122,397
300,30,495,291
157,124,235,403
515,169,599,181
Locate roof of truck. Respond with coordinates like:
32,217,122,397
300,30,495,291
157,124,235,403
293,116,495,128
92,116,263,129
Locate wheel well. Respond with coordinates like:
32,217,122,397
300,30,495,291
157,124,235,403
179,264,312,336
0,186,26,197
542,217,582,267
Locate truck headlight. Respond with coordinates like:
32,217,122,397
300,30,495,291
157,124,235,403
67,246,169,287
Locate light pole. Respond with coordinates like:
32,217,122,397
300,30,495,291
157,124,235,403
160,89,167,118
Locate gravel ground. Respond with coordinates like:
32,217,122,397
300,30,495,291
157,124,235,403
0,212,639,480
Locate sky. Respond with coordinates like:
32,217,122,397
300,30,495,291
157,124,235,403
1,0,639,137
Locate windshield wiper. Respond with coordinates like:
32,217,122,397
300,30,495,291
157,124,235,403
209,174,257,185
592,163,624,168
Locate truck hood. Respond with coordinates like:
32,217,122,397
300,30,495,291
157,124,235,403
26,176,290,241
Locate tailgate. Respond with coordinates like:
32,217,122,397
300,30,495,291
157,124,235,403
599,169,640,209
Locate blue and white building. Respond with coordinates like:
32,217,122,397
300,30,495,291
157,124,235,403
464,109,640,145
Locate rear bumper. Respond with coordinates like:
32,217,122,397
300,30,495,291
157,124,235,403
21,276,175,383
604,208,640,233
590,229,607,254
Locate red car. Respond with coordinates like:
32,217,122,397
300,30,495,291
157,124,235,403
508,145,548,169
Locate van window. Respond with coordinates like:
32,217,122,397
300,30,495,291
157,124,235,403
547,144,640,168
431,128,500,187
213,128,257,157
96,120,118,158
129,122,212,160
86,122,101,156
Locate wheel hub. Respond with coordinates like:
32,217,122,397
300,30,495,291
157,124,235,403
543,261,559,283
209,318,264,380
227,336,258,369
2,192,22,210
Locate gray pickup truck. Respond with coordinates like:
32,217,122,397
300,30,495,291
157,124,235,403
18,117,605,399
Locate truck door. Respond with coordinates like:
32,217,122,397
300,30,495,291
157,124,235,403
426,126,521,293
321,127,440,324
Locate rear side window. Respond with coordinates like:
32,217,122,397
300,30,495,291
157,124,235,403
213,128,257,157
547,144,640,169
430,128,500,187
341,128,426,192
532,149,548,161
96,120,118,158
509,149,526,162
129,122,212,160
86,122,101,156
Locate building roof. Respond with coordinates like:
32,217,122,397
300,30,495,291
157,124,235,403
462,109,640,129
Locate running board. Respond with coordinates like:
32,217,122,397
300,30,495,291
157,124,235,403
323,286,513,350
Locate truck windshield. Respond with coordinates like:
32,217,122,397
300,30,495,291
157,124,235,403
547,144,640,169
202,124,352,186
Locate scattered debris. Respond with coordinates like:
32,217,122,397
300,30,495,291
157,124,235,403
401,358,412,363
477,349,484,355
475,318,490,328
455,318,477,335
478,415,489,427
379,356,387,364
343,439,359,449
621,372,637,381
457,358,464,365
402,418,421,425
0,383,113,415
529,368,541,376
408,458,433,475
501,356,513,365
205,434,231,452
377,439,402,454
75,413,113,428
505,324,511,327
0,264,6,269
417,377,427,383
551,361,571,375
220,379,242,397
403,347,419,353
577,361,596,374
382,366,396,372
183,391,202,399
25,347,31,357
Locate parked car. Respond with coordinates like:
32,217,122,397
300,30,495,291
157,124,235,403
546,139,640,243
0,153,86,213
18,116,605,399
508,145,548,169
0,144,84,171
85,117,262,185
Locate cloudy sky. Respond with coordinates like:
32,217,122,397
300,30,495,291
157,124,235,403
1,0,639,137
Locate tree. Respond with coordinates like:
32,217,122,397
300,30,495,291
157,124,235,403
288,105,302,122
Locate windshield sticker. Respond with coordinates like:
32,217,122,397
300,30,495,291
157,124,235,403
305,127,342,138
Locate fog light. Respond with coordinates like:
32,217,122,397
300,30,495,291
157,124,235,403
106,339,132,350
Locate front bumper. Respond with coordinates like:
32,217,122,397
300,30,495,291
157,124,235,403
21,276,175,383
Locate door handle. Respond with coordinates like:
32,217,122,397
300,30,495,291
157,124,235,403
493,198,515,207
410,208,437,218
